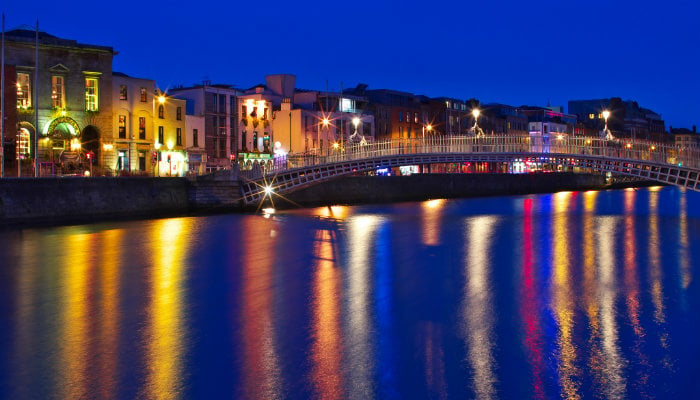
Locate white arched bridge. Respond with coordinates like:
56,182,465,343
238,135,700,206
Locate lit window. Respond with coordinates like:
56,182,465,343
140,87,147,102
589,113,595,119
118,115,126,139
176,107,182,121
17,128,31,158
176,128,182,146
17,72,31,109
51,76,65,109
119,85,128,100
139,117,146,140
85,77,99,111
158,126,164,144
158,105,164,119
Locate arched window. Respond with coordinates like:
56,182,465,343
17,127,31,159
158,105,164,119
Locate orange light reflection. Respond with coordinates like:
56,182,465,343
311,229,344,400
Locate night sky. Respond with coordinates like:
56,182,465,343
3,0,699,128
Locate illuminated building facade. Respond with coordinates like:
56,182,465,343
185,110,206,175
170,83,240,172
3,29,115,175
111,72,156,174
153,93,187,177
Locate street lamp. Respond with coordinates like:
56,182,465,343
321,117,329,153
602,109,613,140
472,109,482,136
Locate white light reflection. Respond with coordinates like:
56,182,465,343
462,216,498,399
422,199,445,246
346,215,381,399
596,217,626,398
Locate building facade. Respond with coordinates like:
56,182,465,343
171,83,240,171
568,98,666,141
154,92,187,176
4,29,115,175
111,72,155,174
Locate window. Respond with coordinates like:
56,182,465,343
193,129,199,147
119,85,128,100
158,126,164,145
158,105,164,119
17,128,31,158
51,76,64,109
176,107,182,121
140,87,147,102
398,111,403,122
85,77,99,111
589,113,595,119
17,72,31,109
118,115,127,138
139,117,146,140
176,128,182,146
414,112,419,124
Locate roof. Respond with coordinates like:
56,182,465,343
5,28,115,54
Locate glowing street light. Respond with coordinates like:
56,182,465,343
264,185,273,196
602,109,613,140
471,108,482,136
158,95,166,104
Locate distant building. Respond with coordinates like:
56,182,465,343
568,98,665,141
357,87,425,141
670,126,700,149
519,106,577,152
171,83,240,171
3,29,115,175
481,103,528,136
185,105,206,175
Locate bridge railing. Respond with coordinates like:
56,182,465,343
254,135,697,177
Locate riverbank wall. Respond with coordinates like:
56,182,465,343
280,172,607,208
1,172,613,227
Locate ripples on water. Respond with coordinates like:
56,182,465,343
0,187,699,398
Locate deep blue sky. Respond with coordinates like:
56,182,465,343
4,0,699,128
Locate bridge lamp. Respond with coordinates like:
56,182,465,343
472,109,480,119
352,117,360,131
602,109,610,131
651,145,656,151
333,142,339,150
626,143,632,148
557,134,564,140
322,117,330,127
264,185,274,196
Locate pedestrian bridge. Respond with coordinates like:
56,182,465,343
238,135,700,206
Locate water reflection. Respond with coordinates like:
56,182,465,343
596,216,626,398
240,217,281,399
520,198,546,399
551,191,580,399
346,215,381,399
60,232,92,399
311,229,344,400
96,229,123,398
145,218,191,399
422,199,445,246
463,216,498,399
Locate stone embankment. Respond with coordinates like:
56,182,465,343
1,172,614,227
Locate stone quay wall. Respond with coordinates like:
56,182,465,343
1,172,610,226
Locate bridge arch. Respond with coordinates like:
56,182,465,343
238,136,700,205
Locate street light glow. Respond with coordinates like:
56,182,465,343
158,95,166,104
427,124,433,131
352,117,360,127
333,142,339,149
322,118,329,126
264,185,273,196
602,110,610,120
472,109,480,119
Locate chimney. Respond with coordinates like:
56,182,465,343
693,125,697,133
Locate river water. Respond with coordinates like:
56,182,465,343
0,186,698,399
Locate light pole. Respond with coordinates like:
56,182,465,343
322,117,329,154
602,109,613,140
472,109,481,136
